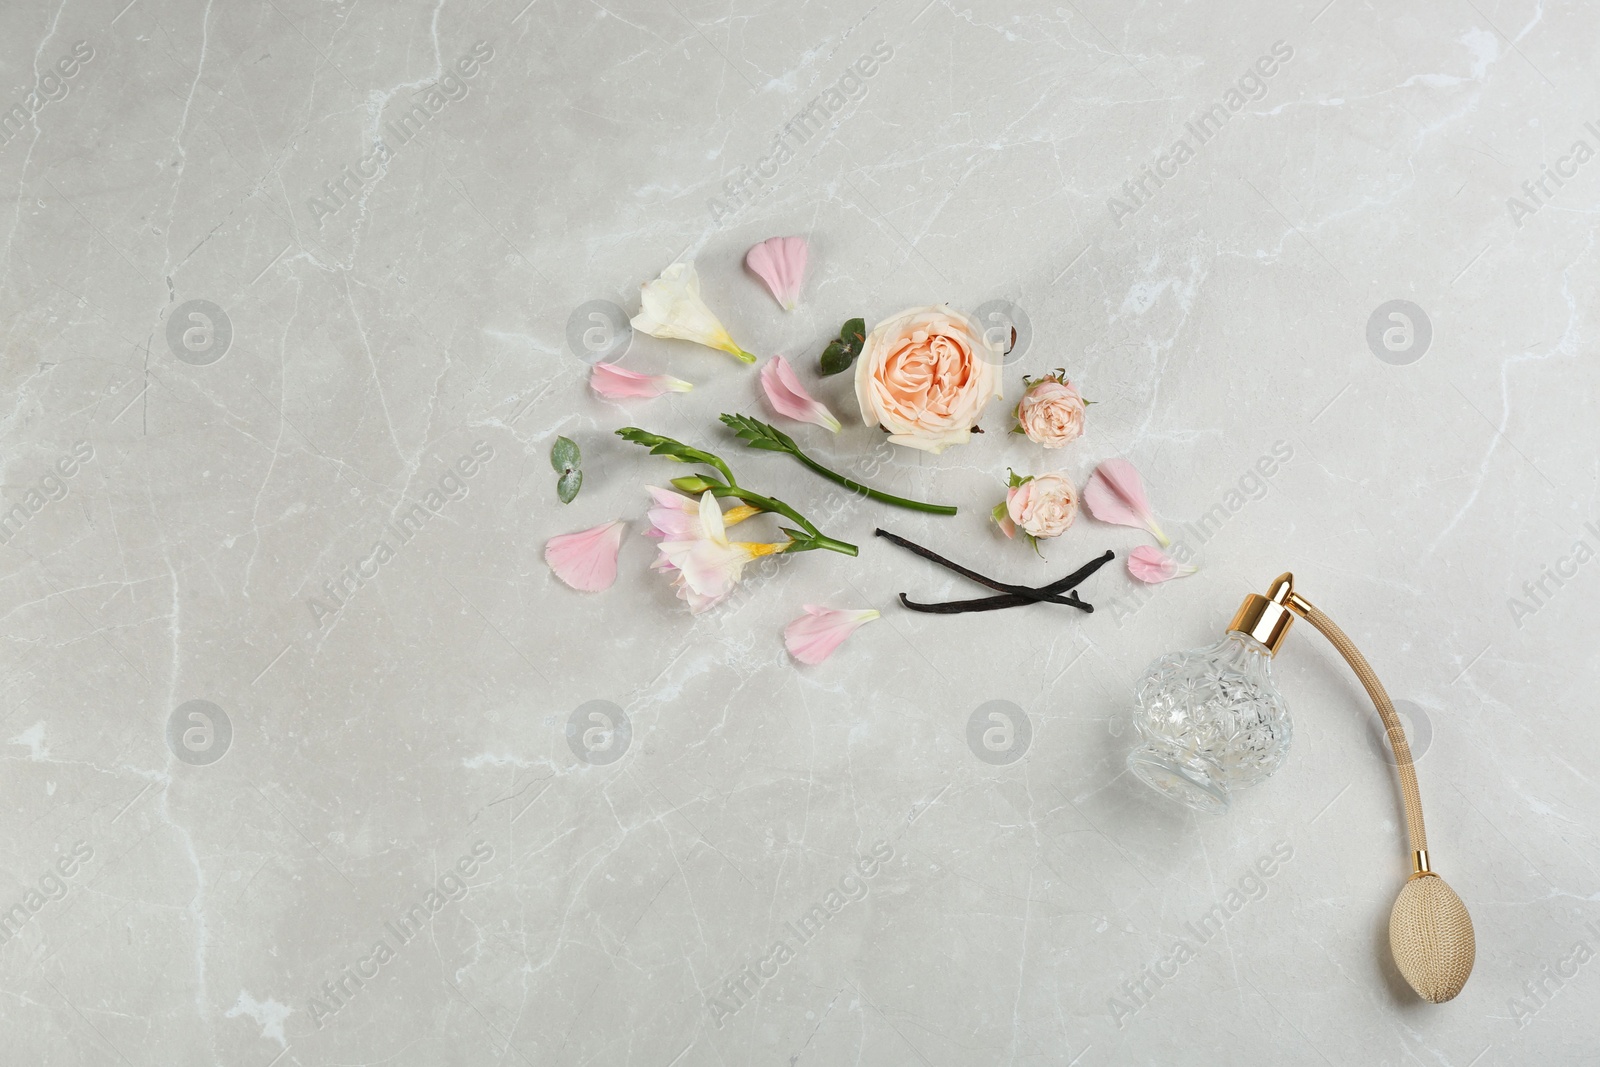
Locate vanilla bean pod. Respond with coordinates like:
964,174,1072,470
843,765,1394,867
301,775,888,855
876,529,1082,606
899,590,1089,614
875,529,1115,614
899,551,1114,614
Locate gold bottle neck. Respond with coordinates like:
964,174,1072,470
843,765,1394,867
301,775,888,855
1228,572,1298,655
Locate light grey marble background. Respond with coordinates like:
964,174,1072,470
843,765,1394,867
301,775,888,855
2,0,1596,1064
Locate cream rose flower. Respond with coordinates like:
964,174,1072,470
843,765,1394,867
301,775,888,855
854,305,1003,453
1014,372,1086,448
994,471,1078,544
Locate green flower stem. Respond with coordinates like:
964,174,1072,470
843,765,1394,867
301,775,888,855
704,485,809,531
615,426,856,556
616,427,735,485
698,452,735,486
704,485,858,556
790,450,958,516
798,532,859,556
718,413,957,516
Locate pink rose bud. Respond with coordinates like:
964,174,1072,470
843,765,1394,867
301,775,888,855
1013,371,1086,447
995,472,1078,543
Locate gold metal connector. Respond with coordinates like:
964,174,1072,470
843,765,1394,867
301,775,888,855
1409,849,1436,880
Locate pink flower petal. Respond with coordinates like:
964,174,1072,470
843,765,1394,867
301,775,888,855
544,520,626,592
646,485,695,510
1127,545,1197,584
590,363,692,400
677,582,726,614
760,356,841,432
784,605,879,665
644,486,699,540
745,236,808,310
1083,459,1169,545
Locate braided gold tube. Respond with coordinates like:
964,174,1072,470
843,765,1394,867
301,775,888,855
1283,587,1474,1003
1288,595,1427,854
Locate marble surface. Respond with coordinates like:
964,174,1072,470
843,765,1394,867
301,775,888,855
2,0,1597,1064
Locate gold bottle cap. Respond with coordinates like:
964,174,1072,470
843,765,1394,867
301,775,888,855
1229,572,1296,655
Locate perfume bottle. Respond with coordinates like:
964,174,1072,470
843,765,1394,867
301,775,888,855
1124,572,1475,1004
1126,576,1296,814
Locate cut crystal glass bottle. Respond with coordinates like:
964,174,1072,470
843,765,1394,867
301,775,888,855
1127,631,1292,814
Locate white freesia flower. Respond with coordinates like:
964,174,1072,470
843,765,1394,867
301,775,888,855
631,261,755,364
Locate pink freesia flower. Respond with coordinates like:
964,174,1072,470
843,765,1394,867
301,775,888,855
760,356,841,433
784,605,880,665
1083,459,1169,545
654,491,785,613
644,486,758,541
590,363,692,400
1127,545,1197,584
544,520,626,592
745,236,808,311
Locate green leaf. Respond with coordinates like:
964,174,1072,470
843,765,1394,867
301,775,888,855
818,340,853,377
818,317,867,376
780,527,826,553
550,436,580,473
840,317,866,355
557,469,582,503
719,413,796,453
